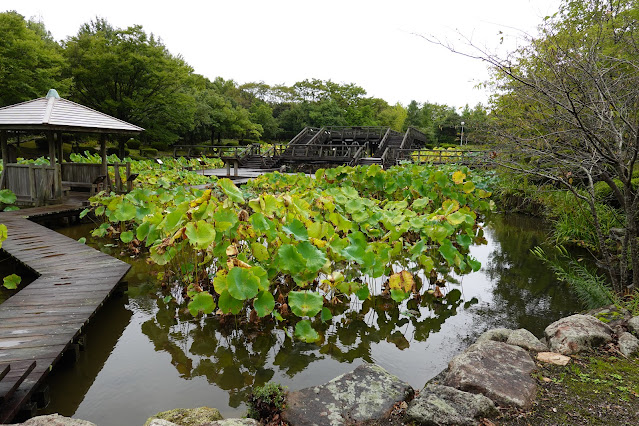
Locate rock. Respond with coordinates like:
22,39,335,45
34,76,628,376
587,305,631,328
405,384,498,425
202,420,260,426
618,332,639,357
144,407,223,426
13,414,96,426
281,364,414,425
506,329,548,352
475,328,512,343
536,352,571,366
147,421,179,426
443,340,537,409
544,314,613,355
628,316,639,336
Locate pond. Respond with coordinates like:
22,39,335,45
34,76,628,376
36,213,582,425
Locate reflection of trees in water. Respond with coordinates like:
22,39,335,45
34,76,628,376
140,289,469,408
470,215,582,337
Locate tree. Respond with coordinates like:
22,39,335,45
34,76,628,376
468,0,639,292
0,12,69,106
63,18,196,153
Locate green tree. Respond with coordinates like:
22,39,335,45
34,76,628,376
486,0,639,292
0,11,68,106
63,18,196,153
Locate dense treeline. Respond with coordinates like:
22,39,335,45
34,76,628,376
0,11,488,149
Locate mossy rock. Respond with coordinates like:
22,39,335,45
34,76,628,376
144,407,223,426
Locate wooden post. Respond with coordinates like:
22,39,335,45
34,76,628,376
1,131,7,189
114,164,121,192
28,165,36,203
55,132,63,199
47,131,59,200
126,163,132,192
100,134,108,190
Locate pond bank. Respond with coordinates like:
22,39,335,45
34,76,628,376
16,306,639,425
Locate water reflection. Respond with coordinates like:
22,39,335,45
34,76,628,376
39,215,582,426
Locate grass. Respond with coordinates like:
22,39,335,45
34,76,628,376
499,350,639,425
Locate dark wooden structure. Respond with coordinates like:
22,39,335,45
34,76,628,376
0,204,131,423
0,89,143,206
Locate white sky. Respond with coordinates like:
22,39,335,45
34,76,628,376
4,0,561,108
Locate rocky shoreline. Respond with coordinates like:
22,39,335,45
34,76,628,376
12,306,639,426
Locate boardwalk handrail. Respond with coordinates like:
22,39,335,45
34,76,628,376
279,144,360,160
391,148,493,165
349,144,367,166
172,144,251,158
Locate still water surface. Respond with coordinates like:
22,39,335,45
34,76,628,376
37,214,581,425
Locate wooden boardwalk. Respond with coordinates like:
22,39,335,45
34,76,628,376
0,203,131,423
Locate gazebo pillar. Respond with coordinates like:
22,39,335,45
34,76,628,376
1,131,7,189
1,131,7,171
47,131,60,199
100,134,108,189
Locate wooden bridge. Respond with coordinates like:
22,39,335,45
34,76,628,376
0,204,130,423
173,126,493,170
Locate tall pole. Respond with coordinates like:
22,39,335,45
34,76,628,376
460,121,465,146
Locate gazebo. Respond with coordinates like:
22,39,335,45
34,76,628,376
0,89,144,205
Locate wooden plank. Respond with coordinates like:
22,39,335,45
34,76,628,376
0,205,131,423
0,365,9,382
0,361,36,405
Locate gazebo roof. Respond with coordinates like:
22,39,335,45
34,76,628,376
0,90,144,135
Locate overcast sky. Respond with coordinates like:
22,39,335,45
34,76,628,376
4,0,561,108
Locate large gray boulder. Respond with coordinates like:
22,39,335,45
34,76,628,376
628,316,639,336
12,414,96,426
618,332,639,357
281,364,414,425
475,328,512,344
544,314,613,355
144,407,223,426
506,329,548,352
443,340,537,409
405,384,497,425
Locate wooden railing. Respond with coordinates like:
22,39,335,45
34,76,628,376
349,145,367,166
173,145,254,158
386,149,493,165
1,164,57,205
279,144,363,161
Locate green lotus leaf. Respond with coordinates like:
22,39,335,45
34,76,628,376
277,244,306,275
227,267,259,301
250,265,269,291
355,285,370,301
341,231,367,264
288,290,324,317
254,290,275,317
463,181,475,193
212,271,228,294
390,288,410,303
219,178,245,203
0,189,16,205
294,319,320,343
188,291,216,316
113,202,137,222
120,230,134,243
456,234,472,249
468,257,482,272
136,222,150,241
321,307,333,322
297,241,327,273
447,211,472,226
185,220,216,249
439,239,460,266
282,219,308,241
218,290,243,314
3,274,20,290
251,242,269,262
213,208,238,232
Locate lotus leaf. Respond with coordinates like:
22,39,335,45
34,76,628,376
288,290,323,317
294,319,320,343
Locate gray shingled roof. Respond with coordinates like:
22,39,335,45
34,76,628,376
0,91,144,134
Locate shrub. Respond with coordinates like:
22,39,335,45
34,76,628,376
150,141,167,151
247,382,287,421
126,138,141,150
140,148,158,158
